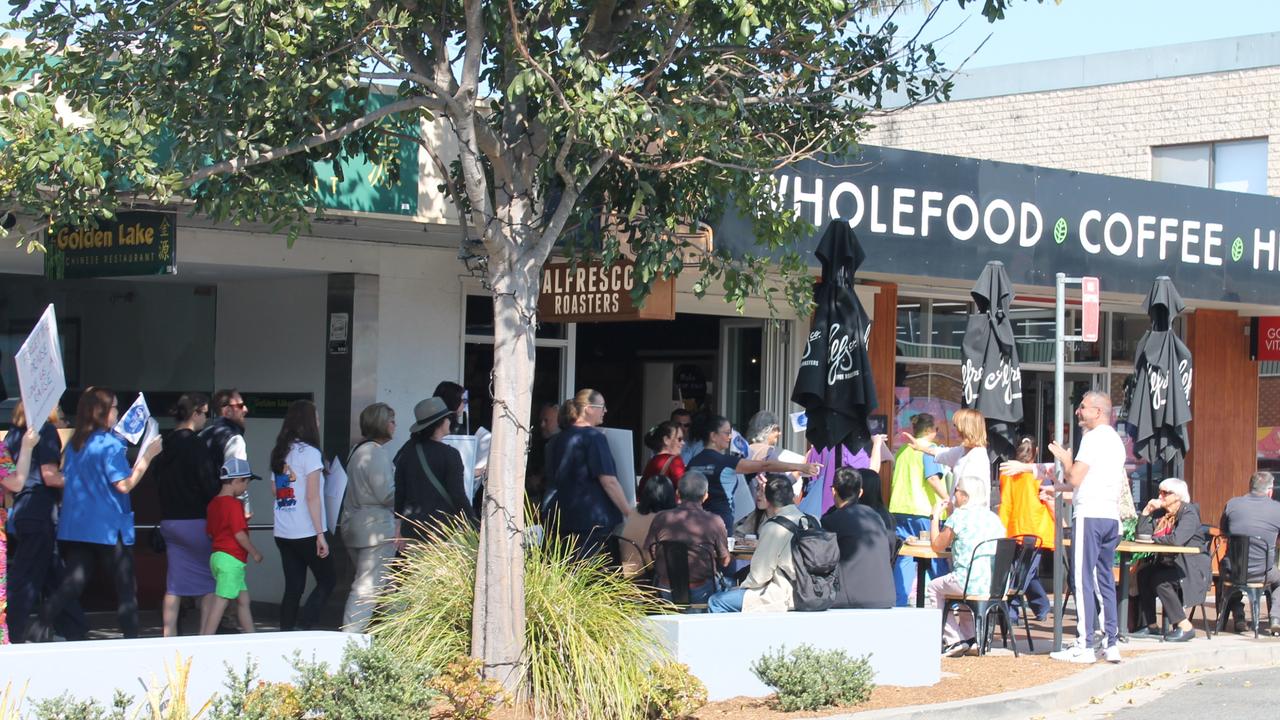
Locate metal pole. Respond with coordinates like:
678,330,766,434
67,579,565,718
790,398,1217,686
1052,272,1067,652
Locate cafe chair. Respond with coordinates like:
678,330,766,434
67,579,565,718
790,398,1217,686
942,537,1019,657
1215,534,1273,638
1006,534,1043,652
606,534,651,584
651,540,721,613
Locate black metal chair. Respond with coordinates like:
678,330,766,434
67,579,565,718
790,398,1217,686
1005,534,1043,652
1157,524,1215,641
1215,534,1273,638
651,540,721,612
942,537,1019,656
606,534,651,583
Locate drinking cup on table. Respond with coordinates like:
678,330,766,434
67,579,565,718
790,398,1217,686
1137,533,1153,542
727,537,736,552
919,529,930,542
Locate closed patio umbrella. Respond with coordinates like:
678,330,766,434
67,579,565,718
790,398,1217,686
791,221,877,509
1122,276,1192,500
960,261,1024,462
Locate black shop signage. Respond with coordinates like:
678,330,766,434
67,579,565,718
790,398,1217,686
715,146,1280,305
44,211,177,280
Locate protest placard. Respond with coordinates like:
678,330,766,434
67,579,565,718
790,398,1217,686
114,393,151,444
15,305,66,430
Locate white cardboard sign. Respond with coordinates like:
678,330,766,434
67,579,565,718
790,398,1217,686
15,305,66,430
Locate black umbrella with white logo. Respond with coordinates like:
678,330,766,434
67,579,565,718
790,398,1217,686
1122,276,1192,501
791,220,877,454
961,261,1024,462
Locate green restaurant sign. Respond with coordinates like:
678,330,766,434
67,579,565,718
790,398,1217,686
44,211,177,280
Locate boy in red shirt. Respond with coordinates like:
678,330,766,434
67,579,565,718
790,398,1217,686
202,458,262,635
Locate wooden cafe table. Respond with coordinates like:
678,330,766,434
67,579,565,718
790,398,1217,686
898,542,951,608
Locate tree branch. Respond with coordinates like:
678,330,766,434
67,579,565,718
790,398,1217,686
183,96,438,186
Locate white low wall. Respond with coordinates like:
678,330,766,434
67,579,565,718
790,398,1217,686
647,608,941,700
0,632,367,708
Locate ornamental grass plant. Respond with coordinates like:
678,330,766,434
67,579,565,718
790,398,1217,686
372,516,672,720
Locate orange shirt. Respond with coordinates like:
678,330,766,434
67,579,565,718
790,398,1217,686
998,471,1056,550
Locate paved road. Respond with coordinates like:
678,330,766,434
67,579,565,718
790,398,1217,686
1108,666,1280,718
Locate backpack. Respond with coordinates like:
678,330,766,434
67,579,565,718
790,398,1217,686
768,513,841,612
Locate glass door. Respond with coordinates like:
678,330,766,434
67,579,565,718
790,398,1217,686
719,320,764,434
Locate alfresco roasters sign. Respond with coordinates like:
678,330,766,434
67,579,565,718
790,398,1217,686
716,146,1280,305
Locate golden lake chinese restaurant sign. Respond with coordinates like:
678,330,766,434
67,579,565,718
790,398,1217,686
44,211,177,280
538,259,675,323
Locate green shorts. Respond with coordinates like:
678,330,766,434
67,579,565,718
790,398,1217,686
210,551,248,600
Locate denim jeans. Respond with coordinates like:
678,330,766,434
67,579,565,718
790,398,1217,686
660,579,717,605
708,588,746,613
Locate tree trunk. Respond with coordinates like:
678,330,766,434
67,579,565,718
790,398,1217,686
471,243,537,692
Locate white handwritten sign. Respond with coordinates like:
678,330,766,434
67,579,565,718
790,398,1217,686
15,305,66,430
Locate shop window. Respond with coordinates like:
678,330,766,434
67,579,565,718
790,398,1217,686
464,294,565,339
1153,139,1268,195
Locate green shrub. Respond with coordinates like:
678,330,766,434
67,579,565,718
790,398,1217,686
431,656,509,720
207,642,435,720
643,662,707,720
750,645,875,712
31,691,130,720
372,516,672,720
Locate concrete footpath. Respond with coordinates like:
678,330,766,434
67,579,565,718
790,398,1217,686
829,634,1280,720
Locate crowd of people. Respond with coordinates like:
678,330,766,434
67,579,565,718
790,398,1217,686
4,382,1280,660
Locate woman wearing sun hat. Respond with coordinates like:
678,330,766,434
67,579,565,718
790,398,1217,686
394,397,476,543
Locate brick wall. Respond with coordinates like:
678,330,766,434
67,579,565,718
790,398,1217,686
863,67,1280,195
1261,376,1280,427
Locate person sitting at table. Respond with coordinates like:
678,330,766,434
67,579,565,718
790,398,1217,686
707,474,804,614
644,472,730,603
618,473,677,578
1131,478,1210,642
822,468,894,609
1219,471,1280,635
998,437,1055,623
924,474,1007,656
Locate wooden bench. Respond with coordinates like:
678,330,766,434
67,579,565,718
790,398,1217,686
646,607,941,700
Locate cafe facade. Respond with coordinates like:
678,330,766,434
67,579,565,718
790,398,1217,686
2,34,1278,607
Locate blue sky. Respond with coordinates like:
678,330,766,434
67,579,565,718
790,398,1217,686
892,0,1280,69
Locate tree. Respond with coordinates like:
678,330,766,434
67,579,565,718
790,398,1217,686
0,0,1034,691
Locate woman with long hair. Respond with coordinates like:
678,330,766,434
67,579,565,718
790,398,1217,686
270,399,334,631
639,420,685,498
997,437,1054,622
29,388,161,641
1,400,64,644
154,393,219,637
542,389,631,557
340,402,398,632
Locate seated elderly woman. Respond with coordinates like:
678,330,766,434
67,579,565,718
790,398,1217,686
924,474,1007,657
1131,478,1211,642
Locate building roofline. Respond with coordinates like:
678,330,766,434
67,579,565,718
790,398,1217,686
942,31,1280,101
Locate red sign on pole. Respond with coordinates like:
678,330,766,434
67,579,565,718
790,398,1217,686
1081,277,1100,342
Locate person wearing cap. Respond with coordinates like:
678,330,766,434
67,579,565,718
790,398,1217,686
201,457,263,635
394,396,475,542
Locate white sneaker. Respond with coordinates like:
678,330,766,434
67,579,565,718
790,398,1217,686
1102,644,1121,663
1049,642,1096,664
943,641,972,657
